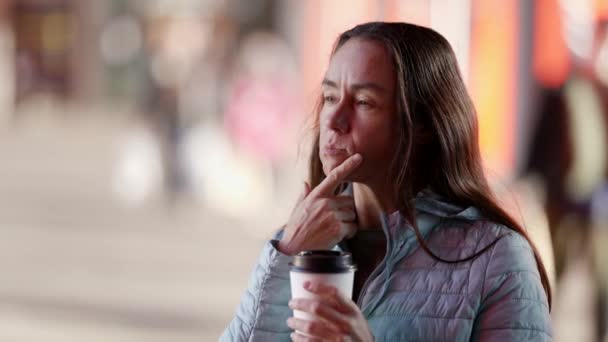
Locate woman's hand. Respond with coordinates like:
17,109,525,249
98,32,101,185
287,281,374,342
278,154,362,255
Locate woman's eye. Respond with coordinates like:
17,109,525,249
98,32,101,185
324,95,338,103
356,99,372,107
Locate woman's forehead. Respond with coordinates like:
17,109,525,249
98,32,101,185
324,38,395,89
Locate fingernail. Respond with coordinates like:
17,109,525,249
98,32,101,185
290,333,296,340
353,154,362,162
288,300,294,307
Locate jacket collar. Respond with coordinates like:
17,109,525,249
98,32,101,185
350,186,485,246
339,183,485,249
413,188,484,221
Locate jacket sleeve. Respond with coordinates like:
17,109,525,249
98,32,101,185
471,231,552,342
220,238,293,342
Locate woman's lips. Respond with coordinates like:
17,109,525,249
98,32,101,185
323,146,348,156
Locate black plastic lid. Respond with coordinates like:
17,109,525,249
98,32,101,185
289,250,357,273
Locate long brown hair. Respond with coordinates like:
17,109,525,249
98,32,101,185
308,22,552,309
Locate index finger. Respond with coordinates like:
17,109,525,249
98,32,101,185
311,153,362,198
303,281,357,314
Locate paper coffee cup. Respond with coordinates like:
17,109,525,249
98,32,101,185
289,250,357,322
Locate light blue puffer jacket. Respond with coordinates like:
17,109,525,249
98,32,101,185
220,189,552,341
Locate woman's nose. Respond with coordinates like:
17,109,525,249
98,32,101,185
327,104,350,134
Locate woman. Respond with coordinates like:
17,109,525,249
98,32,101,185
221,22,552,341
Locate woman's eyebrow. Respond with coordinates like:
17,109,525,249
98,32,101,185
321,79,338,88
322,78,387,93
351,82,386,93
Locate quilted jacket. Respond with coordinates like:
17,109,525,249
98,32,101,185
220,189,552,341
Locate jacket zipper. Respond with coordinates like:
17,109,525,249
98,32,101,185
355,248,390,310
356,214,394,312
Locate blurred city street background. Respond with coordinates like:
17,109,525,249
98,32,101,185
0,111,282,341
0,0,607,341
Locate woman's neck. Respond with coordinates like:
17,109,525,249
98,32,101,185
352,182,396,230
351,167,431,230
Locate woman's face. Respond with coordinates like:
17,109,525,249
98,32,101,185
319,38,398,184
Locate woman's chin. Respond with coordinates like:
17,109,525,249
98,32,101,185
321,158,345,175
322,159,364,183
